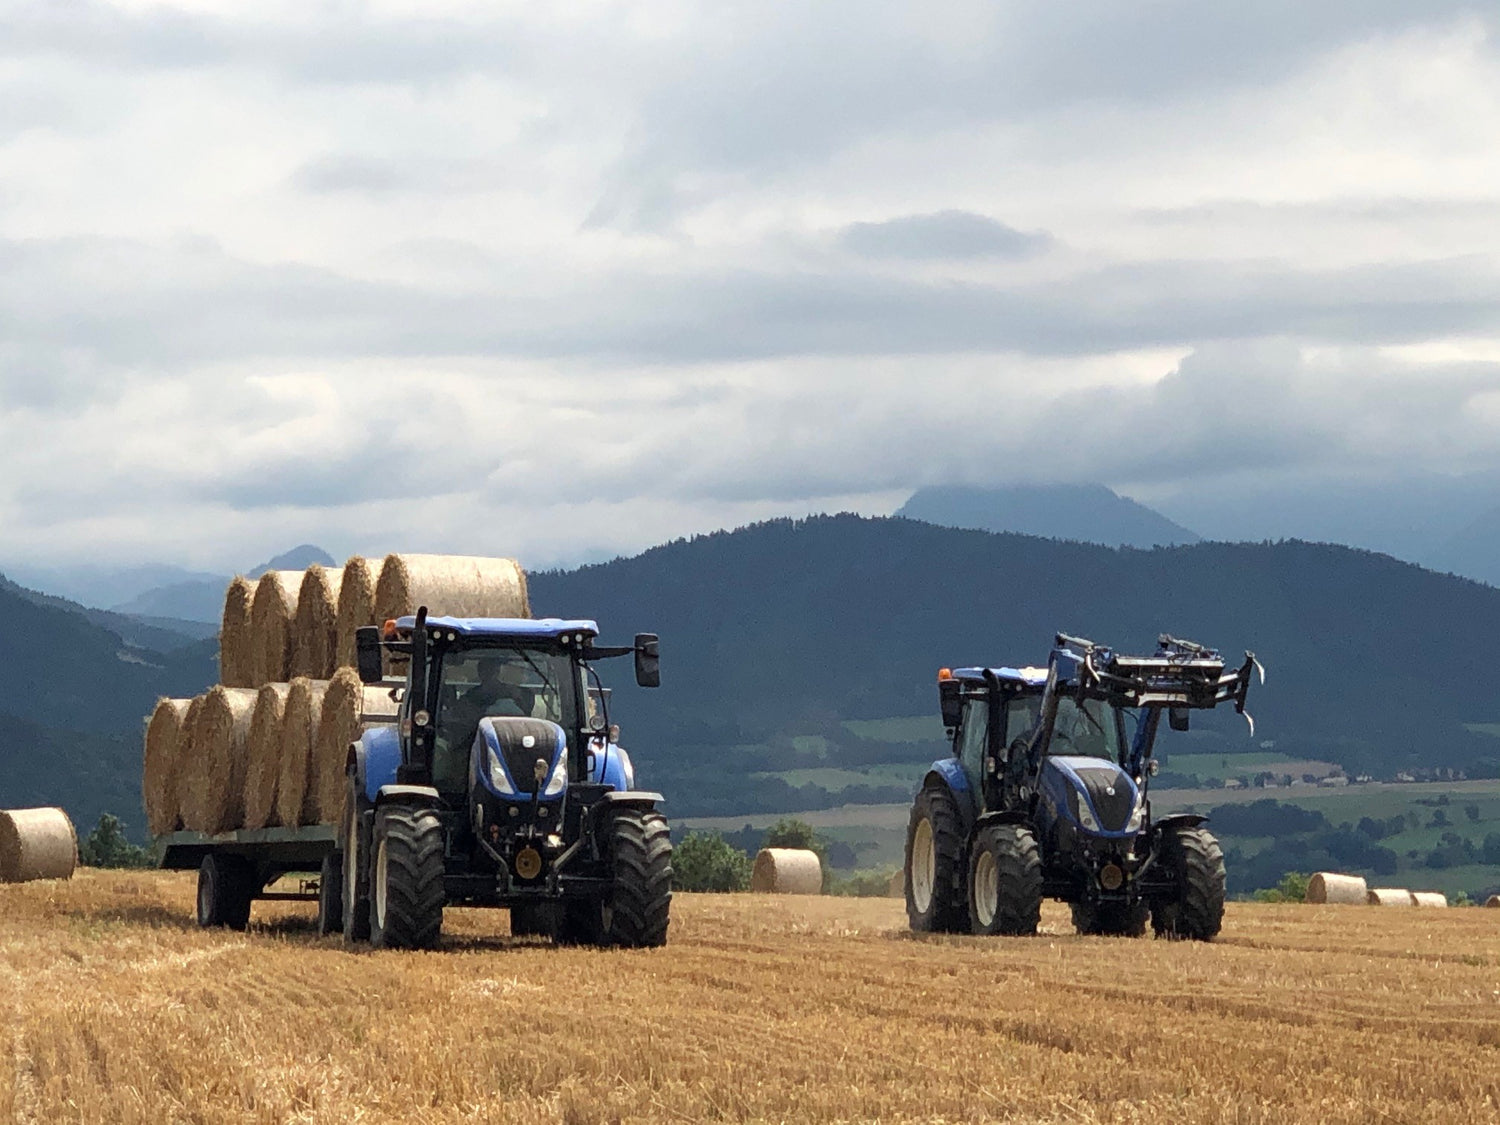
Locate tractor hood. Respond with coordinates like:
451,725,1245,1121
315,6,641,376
472,716,568,801
1045,756,1140,835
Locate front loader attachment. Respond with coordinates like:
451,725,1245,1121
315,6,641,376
1055,632,1261,719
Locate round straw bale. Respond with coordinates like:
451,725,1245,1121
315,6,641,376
1367,887,1415,906
1305,872,1368,905
312,671,400,826
374,553,530,625
219,576,255,688
242,683,291,830
0,808,78,882
251,570,302,686
180,686,258,834
1411,891,1449,908
142,697,192,837
1485,895,1500,908
750,848,822,895
292,565,342,679
334,556,379,672
277,678,329,827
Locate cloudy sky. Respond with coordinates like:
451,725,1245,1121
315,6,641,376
3,1,1500,574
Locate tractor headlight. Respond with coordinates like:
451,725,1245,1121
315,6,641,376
541,753,567,797
485,744,516,795
1069,787,1100,833
1126,798,1145,833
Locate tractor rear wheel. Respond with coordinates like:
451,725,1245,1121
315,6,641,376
1071,898,1149,937
197,854,256,930
967,823,1042,936
1150,825,1225,941
317,851,344,937
906,785,969,933
341,777,371,944
369,806,446,951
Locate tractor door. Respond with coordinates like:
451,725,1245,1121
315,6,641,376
956,698,989,807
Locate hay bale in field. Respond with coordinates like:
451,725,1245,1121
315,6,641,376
750,848,822,895
142,697,193,836
313,670,401,827
0,808,77,882
219,576,256,688
1305,872,1368,905
241,683,291,830
252,570,303,686
180,686,258,834
277,677,329,827
1411,891,1449,908
334,556,379,671
373,553,530,626
1367,888,1415,906
292,565,342,679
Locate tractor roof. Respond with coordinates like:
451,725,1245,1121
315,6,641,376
395,615,599,641
951,666,1050,687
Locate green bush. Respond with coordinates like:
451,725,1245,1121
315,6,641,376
1252,871,1310,903
829,868,899,897
672,832,752,892
78,814,152,869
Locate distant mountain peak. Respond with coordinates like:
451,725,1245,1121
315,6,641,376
247,545,336,578
897,483,1200,549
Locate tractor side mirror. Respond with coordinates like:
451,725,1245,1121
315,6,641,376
1168,706,1190,732
634,633,660,688
355,626,384,684
939,679,962,729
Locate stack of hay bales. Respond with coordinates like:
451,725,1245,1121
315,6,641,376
1305,872,1368,905
148,553,530,836
0,808,77,883
750,848,823,895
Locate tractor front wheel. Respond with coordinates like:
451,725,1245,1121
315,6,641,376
1150,825,1226,941
369,806,446,951
341,776,371,944
967,823,1042,936
906,785,969,933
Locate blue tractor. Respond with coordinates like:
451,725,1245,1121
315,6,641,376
904,633,1262,940
323,609,671,950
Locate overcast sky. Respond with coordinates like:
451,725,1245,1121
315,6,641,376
3,1,1500,572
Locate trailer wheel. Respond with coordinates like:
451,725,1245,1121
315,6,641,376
1071,898,1149,937
906,785,969,933
1151,825,1226,941
317,851,344,937
369,806,445,950
967,822,1042,936
197,854,256,930
341,776,371,944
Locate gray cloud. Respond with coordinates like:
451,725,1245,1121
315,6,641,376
837,211,1052,261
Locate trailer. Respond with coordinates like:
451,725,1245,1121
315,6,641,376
156,824,340,930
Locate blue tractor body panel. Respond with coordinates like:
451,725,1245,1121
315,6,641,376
360,724,403,803
395,615,599,641
471,718,569,802
1037,756,1140,841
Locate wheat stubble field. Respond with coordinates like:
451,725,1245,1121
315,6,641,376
2,873,1499,1124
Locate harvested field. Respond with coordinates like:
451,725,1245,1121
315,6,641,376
2,874,1499,1124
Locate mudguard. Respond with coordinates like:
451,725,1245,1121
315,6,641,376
1152,812,1208,832
924,760,977,826
357,725,403,804
376,784,440,808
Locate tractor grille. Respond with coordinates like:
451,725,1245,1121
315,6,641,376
1075,767,1133,832
482,717,564,792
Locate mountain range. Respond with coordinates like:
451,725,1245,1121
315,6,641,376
898,483,1200,547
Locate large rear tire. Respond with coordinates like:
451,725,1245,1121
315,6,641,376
905,785,969,933
1151,825,1226,941
967,822,1042,936
369,806,446,950
341,776,371,944
197,854,256,930
1071,898,1148,937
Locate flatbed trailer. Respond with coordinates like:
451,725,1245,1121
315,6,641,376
156,825,339,927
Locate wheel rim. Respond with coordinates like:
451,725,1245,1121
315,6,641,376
344,816,359,913
910,817,935,914
973,850,999,928
374,836,389,934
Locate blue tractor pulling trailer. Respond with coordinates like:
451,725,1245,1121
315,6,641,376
156,612,672,950
905,633,1262,940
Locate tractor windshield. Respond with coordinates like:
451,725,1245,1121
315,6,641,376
1049,697,1121,762
430,647,581,792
